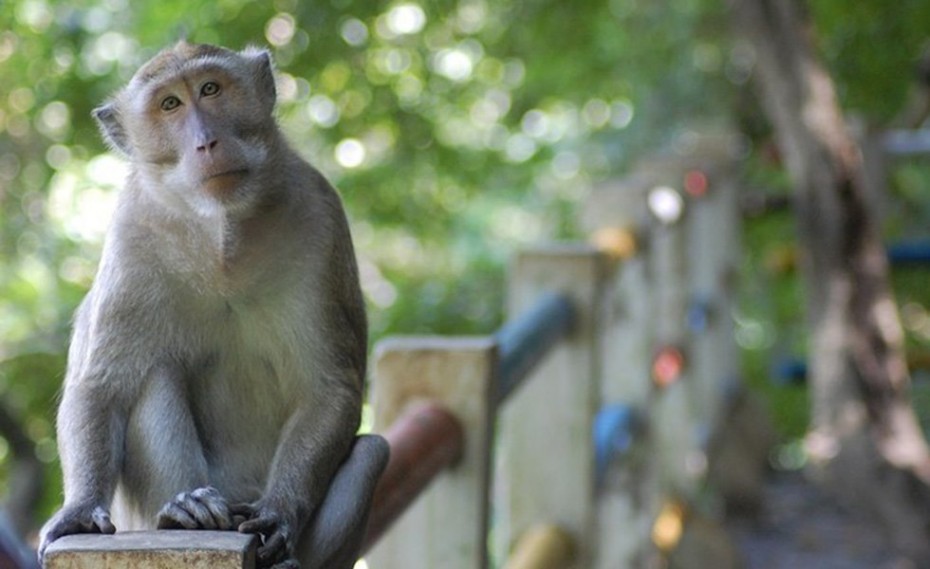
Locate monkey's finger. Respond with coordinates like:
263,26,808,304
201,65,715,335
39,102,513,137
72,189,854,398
183,494,220,529
55,516,105,537
203,502,234,530
229,503,256,517
238,515,277,536
157,503,199,529
191,487,234,529
229,503,255,528
162,489,220,529
91,507,117,534
240,513,289,566
257,532,288,565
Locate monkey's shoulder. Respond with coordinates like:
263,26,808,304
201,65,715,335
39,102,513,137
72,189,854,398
282,156,350,219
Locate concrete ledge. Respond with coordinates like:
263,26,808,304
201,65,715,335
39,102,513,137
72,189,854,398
44,530,257,569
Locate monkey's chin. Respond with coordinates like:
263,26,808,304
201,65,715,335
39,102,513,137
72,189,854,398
194,171,259,218
202,170,249,198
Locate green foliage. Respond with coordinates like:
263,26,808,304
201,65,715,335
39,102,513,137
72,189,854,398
812,0,930,120
738,204,811,440
0,352,66,517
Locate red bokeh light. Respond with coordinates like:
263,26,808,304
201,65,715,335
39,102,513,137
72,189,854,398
683,170,708,198
652,346,685,388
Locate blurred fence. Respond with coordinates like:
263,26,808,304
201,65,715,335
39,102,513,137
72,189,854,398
364,140,749,568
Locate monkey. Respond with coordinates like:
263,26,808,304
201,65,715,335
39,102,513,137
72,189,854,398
37,42,388,569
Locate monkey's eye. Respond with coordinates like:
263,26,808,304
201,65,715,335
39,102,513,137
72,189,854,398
200,82,221,97
160,96,182,112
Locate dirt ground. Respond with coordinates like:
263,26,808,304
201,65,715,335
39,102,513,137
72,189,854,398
725,470,917,569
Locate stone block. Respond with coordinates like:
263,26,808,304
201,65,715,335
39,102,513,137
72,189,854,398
44,530,257,569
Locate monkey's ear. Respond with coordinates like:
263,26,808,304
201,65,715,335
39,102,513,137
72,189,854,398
92,103,132,156
242,47,276,114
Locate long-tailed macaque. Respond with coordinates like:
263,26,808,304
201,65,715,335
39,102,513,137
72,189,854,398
38,42,388,569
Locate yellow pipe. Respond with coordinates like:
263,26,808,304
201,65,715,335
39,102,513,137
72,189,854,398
591,226,638,261
504,524,576,569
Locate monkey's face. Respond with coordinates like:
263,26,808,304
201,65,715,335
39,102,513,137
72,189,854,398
95,43,279,217
133,64,271,215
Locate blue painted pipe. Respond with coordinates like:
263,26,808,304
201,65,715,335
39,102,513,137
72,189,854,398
772,357,808,385
494,292,575,405
887,240,930,265
593,404,642,486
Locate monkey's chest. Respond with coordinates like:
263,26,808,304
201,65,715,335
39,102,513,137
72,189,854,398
189,285,313,386
184,297,314,483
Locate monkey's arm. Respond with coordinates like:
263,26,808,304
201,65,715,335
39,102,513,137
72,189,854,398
38,280,153,561
237,186,368,568
38,381,124,559
238,381,362,568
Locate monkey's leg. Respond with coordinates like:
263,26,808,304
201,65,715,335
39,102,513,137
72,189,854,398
119,372,234,530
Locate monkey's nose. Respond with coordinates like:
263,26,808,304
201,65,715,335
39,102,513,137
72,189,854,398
197,139,219,153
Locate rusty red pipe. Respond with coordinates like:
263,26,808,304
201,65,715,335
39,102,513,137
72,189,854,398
361,401,465,552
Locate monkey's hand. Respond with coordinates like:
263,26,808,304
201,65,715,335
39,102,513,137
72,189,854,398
235,501,300,569
156,486,239,530
38,502,116,561
235,435,390,569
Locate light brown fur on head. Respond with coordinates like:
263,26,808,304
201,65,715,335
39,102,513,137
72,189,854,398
131,42,234,87
126,42,275,104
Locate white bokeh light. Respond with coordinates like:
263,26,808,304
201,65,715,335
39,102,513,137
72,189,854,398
647,186,685,224
386,3,426,35
306,95,340,128
434,49,473,82
335,139,366,169
265,13,296,47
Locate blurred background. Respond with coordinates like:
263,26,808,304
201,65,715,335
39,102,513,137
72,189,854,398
3,0,930,552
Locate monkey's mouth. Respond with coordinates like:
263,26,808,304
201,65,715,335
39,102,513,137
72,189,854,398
204,169,249,182
202,169,250,195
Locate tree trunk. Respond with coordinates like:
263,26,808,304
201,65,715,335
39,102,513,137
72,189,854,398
731,0,930,558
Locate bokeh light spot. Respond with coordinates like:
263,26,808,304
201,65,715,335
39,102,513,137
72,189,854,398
386,3,426,35
434,48,473,82
684,170,708,197
647,186,684,224
335,138,366,168
266,13,297,47
341,18,369,46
